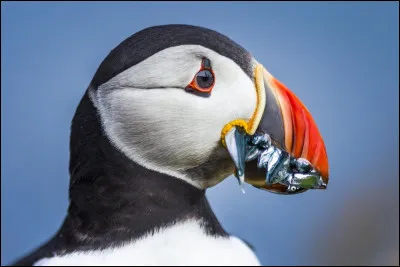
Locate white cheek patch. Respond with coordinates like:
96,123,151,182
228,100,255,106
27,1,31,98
100,88,220,169
91,45,257,188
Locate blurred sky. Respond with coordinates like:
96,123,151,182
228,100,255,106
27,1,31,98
1,2,399,266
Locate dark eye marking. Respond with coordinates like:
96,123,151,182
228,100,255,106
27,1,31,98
185,58,215,96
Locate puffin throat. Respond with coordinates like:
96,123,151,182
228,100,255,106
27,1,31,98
66,90,228,250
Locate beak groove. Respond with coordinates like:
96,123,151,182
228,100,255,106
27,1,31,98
263,68,329,183
220,63,329,192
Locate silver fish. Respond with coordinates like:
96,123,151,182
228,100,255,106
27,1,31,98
224,127,327,194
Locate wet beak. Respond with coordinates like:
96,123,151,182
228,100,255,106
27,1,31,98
260,67,329,180
222,64,329,194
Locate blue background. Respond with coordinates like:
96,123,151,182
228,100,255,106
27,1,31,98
2,2,399,265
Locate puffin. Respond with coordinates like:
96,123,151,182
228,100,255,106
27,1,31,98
11,24,329,266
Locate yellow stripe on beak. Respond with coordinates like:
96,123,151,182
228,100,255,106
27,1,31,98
220,64,266,146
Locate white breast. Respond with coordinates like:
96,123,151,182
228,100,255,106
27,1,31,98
33,220,261,266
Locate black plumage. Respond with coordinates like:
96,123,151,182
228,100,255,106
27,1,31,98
12,24,255,266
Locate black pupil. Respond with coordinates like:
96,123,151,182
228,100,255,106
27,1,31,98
196,70,214,88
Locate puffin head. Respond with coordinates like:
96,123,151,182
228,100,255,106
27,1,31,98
76,24,328,193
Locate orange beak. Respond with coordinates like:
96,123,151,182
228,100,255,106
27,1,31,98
221,64,329,193
259,67,329,185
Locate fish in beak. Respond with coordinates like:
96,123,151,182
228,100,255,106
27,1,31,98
221,64,329,194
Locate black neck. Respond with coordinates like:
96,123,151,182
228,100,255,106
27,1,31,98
11,90,227,266
68,90,226,246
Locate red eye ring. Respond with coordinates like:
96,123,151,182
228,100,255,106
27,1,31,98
186,58,215,95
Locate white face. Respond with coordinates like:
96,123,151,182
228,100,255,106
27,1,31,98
89,45,257,188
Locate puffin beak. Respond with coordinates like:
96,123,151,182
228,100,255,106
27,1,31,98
222,64,329,194
246,65,329,192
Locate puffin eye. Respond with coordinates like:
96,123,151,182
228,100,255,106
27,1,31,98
186,58,215,95
196,70,214,89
